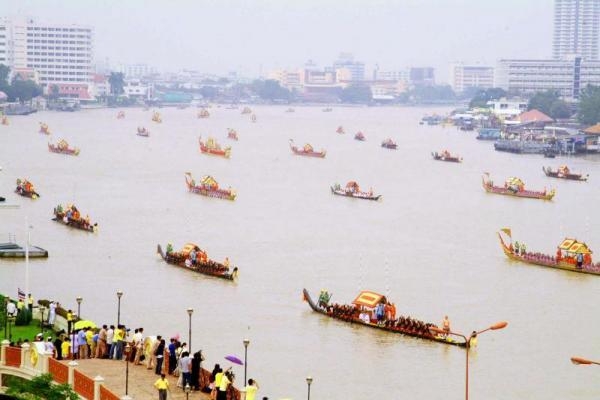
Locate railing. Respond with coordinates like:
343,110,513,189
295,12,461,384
99,385,120,400
48,357,68,384
5,346,21,367
74,369,95,400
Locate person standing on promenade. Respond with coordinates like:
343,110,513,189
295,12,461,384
66,310,73,335
48,301,57,326
97,325,107,358
106,325,114,359
133,328,144,365
85,327,94,358
179,351,192,389
190,351,203,391
61,337,71,359
27,294,34,313
154,373,170,400
53,334,63,360
168,338,177,375
113,325,124,360
245,379,259,400
155,338,166,375
148,335,162,370
217,369,232,400
78,328,88,359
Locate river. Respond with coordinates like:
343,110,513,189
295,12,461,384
1,105,600,399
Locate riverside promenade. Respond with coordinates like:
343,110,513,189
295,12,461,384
63,358,212,399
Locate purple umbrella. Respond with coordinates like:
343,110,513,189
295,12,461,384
224,355,243,365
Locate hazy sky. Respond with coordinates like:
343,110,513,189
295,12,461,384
5,0,554,82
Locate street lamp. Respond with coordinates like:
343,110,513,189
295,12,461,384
184,383,191,400
306,376,313,400
76,296,82,319
124,343,131,395
430,321,507,400
243,338,250,384
187,308,193,353
571,356,600,366
116,291,123,326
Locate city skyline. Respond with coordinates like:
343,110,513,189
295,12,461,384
5,0,553,82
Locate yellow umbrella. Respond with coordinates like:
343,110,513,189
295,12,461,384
74,320,97,330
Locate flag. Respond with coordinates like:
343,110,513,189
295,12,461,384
17,288,26,301
500,228,512,238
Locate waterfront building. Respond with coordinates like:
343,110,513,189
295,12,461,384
333,52,365,82
373,68,410,83
449,63,494,93
409,67,435,86
486,98,528,118
0,16,94,99
123,79,153,100
268,69,304,91
495,57,600,100
553,0,600,60
118,63,157,78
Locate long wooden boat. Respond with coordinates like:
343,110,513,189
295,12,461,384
152,112,162,123
289,140,326,158
15,179,40,199
331,182,381,201
48,140,80,155
482,174,555,200
157,243,238,281
543,166,588,181
241,107,252,114
52,206,98,233
116,111,125,119
39,123,50,135
432,151,462,163
198,109,210,118
336,126,345,134
302,289,466,347
227,129,239,141
2,116,9,125
381,138,397,149
185,173,236,200
497,229,600,276
354,131,365,141
199,137,231,158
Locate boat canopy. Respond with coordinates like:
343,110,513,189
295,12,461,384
201,175,218,188
346,181,360,191
352,291,387,308
558,239,592,254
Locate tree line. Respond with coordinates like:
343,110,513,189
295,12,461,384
0,65,43,102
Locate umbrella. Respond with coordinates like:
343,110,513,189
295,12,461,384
224,355,243,365
74,320,97,330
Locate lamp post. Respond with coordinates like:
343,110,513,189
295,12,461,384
184,383,191,400
571,356,600,366
187,308,193,353
430,321,507,400
306,376,313,400
116,290,123,326
243,338,250,384
76,296,82,320
124,343,131,395
39,305,46,336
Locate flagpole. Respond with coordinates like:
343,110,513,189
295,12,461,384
25,216,29,299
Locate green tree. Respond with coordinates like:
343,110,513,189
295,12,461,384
469,87,506,108
549,100,572,119
108,72,124,95
8,77,42,102
578,84,600,125
6,373,78,400
411,84,455,103
0,64,10,94
49,84,60,100
528,90,558,114
340,84,372,104
253,79,290,101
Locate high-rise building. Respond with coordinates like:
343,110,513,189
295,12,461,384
553,0,600,60
333,53,365,82
0,17,94,99
409,67,435,86
449,63,494,93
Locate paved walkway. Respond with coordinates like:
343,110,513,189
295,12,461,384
63,358,211,400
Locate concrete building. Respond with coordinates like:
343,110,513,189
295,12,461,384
409,67,435,86
553,0,600,60
268,69,304,91
449,63,494,93
487,98,528,117
123,79,153,99
332,53,365,82
0,17,94,99
373,68,410,83
495,57,600,100
118,63,157,78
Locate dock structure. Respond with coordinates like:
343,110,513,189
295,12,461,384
0,242,48,258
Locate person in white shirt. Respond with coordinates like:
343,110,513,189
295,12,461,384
106,325,114,359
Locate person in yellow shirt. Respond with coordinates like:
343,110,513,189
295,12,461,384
61,338,71,359
67,310,73,334
27,294,34,312
154,373,170,400
85,328,94,358
245,378,259,400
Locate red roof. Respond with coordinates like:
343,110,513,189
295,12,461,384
518,109,553,124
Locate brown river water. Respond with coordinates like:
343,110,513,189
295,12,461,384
1,105,600,399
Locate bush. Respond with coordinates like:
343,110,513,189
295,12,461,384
15,309,32,326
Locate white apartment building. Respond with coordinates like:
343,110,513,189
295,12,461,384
495,57,600,100
118,63,156,78
449,63,494,93
373,69,410,82
268,69,304,90
0,17,94,99
487,98,528,117
553,0,600,60
0,20,8,66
